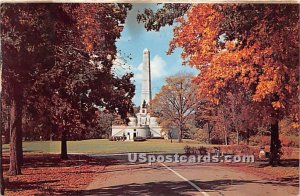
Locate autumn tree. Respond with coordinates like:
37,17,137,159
1,3,134,175
195,100,217,144
1,4,57,174
28,4,134,160
0,19,5,195
139,4,299,165
87,111,113,139
151,73,198,143
167,4,299,166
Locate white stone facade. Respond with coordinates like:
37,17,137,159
111,108,162,141
111,49,162,141
141,48,151,107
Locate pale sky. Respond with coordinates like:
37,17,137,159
115,4,197,106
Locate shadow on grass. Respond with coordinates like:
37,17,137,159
20,154,127,169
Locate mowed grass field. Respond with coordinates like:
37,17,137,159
3,139,208,154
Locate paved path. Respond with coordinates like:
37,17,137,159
83,160,299,196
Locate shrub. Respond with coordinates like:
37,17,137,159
281,147,293,158
197,146,208,155
220,145,257,157
249,135,299,148
109,136,125,141
184,145,208,155
184,145,192,155
280,136,299,148
133,137,146,142
249,135,270,146
192,129,210,144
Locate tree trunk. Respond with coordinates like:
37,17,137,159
269,121,281,166
168,131,173,143
224,126,228,145
0,26,5,195
178,125,183,143
0,100,4,194
60,129,68,160
8,99,21,175
2,97,10,145
236,129,239,145
246,129,250,145
207,123,212,144
16,99,23,166
4,112,9,144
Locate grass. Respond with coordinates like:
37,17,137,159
3,139,210,154
3,139,298,157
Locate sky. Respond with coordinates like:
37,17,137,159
115,4,197,106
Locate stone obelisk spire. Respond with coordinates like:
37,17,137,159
140,48,152,110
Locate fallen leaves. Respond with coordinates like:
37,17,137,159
4,153,106,196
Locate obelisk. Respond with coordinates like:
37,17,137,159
140,48,152,110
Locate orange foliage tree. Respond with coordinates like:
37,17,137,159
168,4,299,166
150,73,199,143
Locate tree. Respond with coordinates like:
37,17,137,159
0,17,5,194
168,4,299,166
195,100,217,144
137,3,191,31
1,4,56,174
27,4,134,160
151,73,198,143
139,4,299,165
87,111,113,139
1,3,134,175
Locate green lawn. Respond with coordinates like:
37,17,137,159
4,139,209,154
